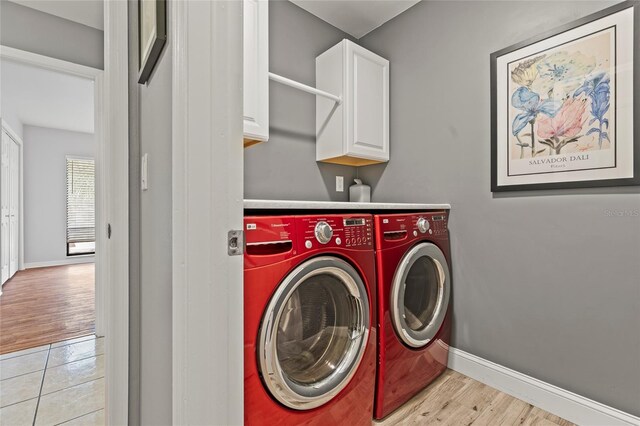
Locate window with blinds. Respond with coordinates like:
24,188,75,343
66,157,95,256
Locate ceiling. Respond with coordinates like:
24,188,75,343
9,0,415,39
9,0,103,30
1,59,95,134
289,0,421,38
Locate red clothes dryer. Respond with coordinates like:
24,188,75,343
373,211,452,419
244,214,377,425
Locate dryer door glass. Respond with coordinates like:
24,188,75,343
404,256,440,331
258,256,370,410
391,242,450,348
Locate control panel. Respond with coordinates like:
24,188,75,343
412,213,448,237
298,215,373,251
375,211,449,249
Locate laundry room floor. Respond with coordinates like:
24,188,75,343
375,369,574,426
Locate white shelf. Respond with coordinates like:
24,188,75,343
244,199,451,210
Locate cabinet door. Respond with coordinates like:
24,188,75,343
346,42,389,161
9,139,19,276
243,0,269,143
1,133,10,284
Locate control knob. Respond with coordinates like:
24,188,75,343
417,217,430,234
315,221,333,244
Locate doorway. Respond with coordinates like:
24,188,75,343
1,0,129,424
0,51,103,338
0,49,107,424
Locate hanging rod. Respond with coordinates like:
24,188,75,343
268,72,342,105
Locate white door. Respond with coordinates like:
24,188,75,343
1,132,10,284
9,139,19,276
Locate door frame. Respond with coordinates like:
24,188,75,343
103,1,129,424
171,0,244,423
0,0,130,422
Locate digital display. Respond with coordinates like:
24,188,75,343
344,218,366,226
432,215,445,221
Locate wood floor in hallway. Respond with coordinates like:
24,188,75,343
0,263,95,355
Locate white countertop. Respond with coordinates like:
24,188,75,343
244,199,451,210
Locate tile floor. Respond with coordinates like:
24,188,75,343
0,335,104,426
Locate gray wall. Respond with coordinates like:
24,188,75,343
138,48,173,426
0,55,23,139
22,125,96,265
0,1,104,69
244,0,357,202
359,0,640,416
128,1,173,423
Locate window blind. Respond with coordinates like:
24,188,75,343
66,158,95,245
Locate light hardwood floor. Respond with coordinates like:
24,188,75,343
0,264,95,355
376,370,574,426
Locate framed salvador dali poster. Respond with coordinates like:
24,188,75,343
491,1,639,192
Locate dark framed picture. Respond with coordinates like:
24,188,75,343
138,0,167,84
491,1,639,192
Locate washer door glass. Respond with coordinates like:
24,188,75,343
259,256,370,410
391,243,450,348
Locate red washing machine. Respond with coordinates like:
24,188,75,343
244,214,377,425
373,211,452,419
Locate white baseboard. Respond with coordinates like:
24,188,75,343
448,347,640,426
24,256,95,269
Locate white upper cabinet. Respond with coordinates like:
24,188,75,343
243,0,269,146
316,40,389,166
